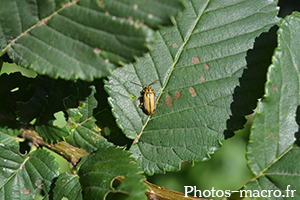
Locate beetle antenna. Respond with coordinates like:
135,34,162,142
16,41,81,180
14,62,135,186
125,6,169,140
137,78,147,86
148,78,160,86
130,81,141,87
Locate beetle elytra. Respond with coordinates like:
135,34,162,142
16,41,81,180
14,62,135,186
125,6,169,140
137,79,160,115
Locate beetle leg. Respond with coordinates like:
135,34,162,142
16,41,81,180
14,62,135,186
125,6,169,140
136,95,142,102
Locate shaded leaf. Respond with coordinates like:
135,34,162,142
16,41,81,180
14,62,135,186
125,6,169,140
245,12,300,199
0,72,35,117
17,76,82,142
0,0,184,81
105,0,280,175
79,147,147,200
0,145,59,200
17,76,79,123
64,80,115,152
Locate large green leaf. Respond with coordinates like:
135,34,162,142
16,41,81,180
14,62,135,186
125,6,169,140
245,12,300,199
78,147,147,200
0,145,59,200
105,0,280,175
0,0,184,81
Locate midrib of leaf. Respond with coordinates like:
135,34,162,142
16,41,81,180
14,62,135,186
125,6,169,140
250,145,294,181
134,1,211,142
0,156,29,189
1,1,76,57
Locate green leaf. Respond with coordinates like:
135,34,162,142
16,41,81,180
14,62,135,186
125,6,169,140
64,80,117,152
0,118,20,145
0,0,184,81
105,0,280,174
78,147,147,200
0,145,59,200
245,12,300,198
52,173,82,200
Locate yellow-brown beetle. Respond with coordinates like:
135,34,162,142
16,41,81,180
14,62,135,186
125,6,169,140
138,79,160,115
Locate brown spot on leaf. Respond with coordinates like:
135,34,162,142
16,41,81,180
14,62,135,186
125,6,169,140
94,47,101,54
192,56,200,64
163,94,173,107
268,133,274,138
174,90,181,99
189,87,197,97
200,76,205,82
172,43,179,49
272,84,278,92
204,64,210,70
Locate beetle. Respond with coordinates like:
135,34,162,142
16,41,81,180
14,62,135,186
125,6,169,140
137,79,160,115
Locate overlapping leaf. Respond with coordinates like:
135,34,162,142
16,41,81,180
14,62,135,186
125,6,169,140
78,147,147,200
0,0,184,81
64,79,123,152
16,76,82,142
245,12,300,199
105,0,280,175
0,145,59,200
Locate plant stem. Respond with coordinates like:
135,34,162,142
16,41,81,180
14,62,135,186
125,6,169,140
20,124,89,166
144,181,207,200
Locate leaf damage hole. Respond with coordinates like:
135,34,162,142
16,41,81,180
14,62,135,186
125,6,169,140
10,87,19,92
22,188,31,195
111,176,125,190
53,111,67,128
103,127,111,136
